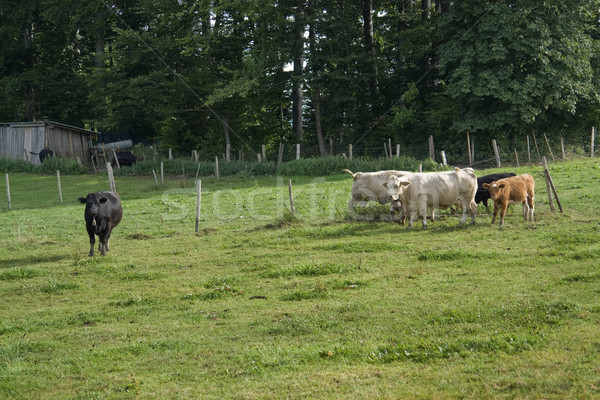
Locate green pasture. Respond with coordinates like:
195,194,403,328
1,159,600,399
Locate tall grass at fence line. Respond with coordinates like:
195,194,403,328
0,157,86,174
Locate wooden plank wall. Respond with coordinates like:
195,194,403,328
0,124,91,165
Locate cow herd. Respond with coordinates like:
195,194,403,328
77,167,535,256
344,167,535,229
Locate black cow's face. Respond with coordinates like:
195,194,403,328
78,194,108,218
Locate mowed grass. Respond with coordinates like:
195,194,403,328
1,159,600,399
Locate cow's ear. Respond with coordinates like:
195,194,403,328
400,181,411,187
383,182,388,188
78,197,86,203
482,183,490,189
99,197,108,204
498,183,506,189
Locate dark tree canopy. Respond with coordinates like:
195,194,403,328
1,0,599,160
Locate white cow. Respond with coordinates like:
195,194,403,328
343,169,409,211
384,167,477,229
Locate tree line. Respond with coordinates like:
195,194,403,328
1,0,599,161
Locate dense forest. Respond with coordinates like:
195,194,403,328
1,0,599,161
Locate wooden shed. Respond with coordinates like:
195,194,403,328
0,121,96,165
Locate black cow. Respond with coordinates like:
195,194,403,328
78,192,123,256
476,173,517,210
111,151,137,167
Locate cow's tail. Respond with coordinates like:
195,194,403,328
342,169,355,178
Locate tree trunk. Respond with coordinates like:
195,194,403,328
312,84,326,156
23,22,35,121
363,0,379,98
292,3,305,142
421,0,431,19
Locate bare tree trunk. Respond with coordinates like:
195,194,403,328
363,0,379,98
421,0,431,19
312,85,326,156
292,3,305,142
23,22,36,121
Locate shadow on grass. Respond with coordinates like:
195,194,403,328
0,253,70,270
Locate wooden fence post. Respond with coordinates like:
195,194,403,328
296,144,301,160
492,139,501,168
429,135,435,161
57,170,63,204
544,133,555,161
169,148,172,160
160,162,164,186
383,142,389,158
418,164,423,173
112,149,121,169
5,174,11,210
349,144,353,160
441,151,447,166
467,132,472,165
514,149,519,167
152,170,159,186
542,156,563,213
388,138,392,159
527,136,531,164
262,144,266,162
560,137,566,160
532,132,541,162
106,162,116,193
215,156,219,181
195,179,202,233
591,126,595,158
396,144,400,158
288,179,295,214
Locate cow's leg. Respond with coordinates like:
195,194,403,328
86,227,95,256
420,207,428,229
522,201,529,221
407,210,417,229
469,200,477,225
528,194,535,221
491,203,499,224
105,229,112,252
499,203,508,226
98,229,109,256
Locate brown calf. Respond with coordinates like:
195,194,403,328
482,174,534,226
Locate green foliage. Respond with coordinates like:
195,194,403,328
0,157,85,174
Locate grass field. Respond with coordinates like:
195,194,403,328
1,159,600,399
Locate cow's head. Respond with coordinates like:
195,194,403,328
482,182,505,200
78,193,108,225
383,176,411,202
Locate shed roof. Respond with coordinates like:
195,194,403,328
1,121,98,137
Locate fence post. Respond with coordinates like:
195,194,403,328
542,156,563,213
388,138,392,159
532,132,541,162
544,133,555,161
262,144,266,162
349,144,353,160
152,170,159,186
106,162,116,193
396,144,400,158
429,135,435,161
288,179,295,214
467,132,472,165
418,164,422,173
514,149,519,167
296,144,301,160
441,151,447,165
527,136,531,164
112,149,121,169
560,137,566,160
5,174,11,210
215,156,219,181
160,162,164,186
591,126,595,158
169,148,172,160
57,170,63,204
195,179,201,233
542,157,555,212
492,139,501,168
